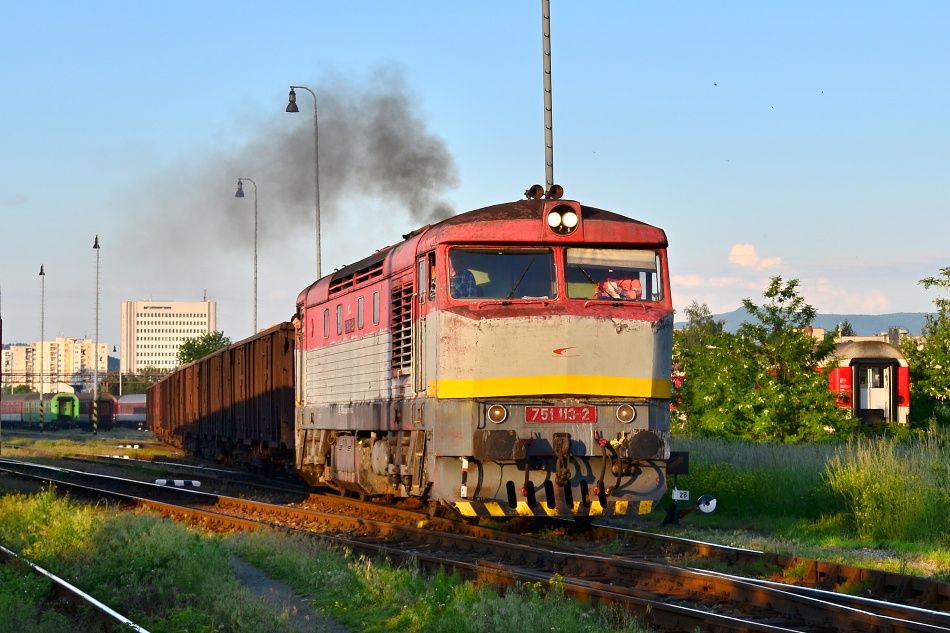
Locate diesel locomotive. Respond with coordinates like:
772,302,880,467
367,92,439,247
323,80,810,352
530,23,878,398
149,192,676,519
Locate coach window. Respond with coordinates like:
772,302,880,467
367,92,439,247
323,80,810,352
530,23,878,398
373,291,380,324
323,309,329,338
336,304,343,335
357,296,364,329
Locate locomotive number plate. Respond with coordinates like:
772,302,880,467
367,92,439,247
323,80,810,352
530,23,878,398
525,406,597,423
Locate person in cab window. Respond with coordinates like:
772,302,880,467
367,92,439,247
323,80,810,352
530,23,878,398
451,264,478,298
595,276,642,300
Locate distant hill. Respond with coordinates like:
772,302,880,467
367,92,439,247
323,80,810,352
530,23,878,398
676,309,930,337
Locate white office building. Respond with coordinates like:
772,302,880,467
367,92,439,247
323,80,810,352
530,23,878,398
120,300,216,373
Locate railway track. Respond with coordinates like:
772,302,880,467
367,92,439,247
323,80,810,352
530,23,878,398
581,522,950,611
7,452,950,611
2,458,948,633
0,542,150,632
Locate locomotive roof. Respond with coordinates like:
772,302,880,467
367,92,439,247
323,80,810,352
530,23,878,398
298,198,668,308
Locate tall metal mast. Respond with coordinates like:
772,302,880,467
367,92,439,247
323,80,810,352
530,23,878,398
541,0,555,190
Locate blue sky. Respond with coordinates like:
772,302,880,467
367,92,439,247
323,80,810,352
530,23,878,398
1,1,947,348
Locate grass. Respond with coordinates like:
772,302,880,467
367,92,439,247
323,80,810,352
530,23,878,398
228,529,652,633
825,432,950,542
0,489,297,633
0,489,656,632
0,428,183,461
659,432,950,579
0,565,90,633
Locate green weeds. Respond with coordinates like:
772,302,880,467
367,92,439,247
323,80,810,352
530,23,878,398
824,432,950,542
0,490,294,633
228,529,652,633
1,490,655,632
663,432,950,576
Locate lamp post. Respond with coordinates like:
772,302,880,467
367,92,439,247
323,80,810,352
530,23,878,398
286,85,322,279
92,235,100,435
234,178,258,334
39,264,45,433
114,346,121,397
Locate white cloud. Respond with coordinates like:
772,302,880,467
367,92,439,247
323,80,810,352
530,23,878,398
728,243,783,270
729,243,759,267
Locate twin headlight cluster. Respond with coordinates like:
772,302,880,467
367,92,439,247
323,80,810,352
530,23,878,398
486,404,637,424
546,206,579,235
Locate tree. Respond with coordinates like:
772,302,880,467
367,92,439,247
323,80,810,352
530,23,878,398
678,277,854,441
673,301,725,415
837,320,856,337
177,331,231,365
113,367,168,395
674,301,725,358
10,384,34,394
901,267,950,426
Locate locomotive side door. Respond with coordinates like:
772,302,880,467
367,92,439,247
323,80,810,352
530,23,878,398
413,254,432,393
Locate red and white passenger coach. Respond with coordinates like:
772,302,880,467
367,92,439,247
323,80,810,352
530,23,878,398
827,340,910,425
292,195,675,518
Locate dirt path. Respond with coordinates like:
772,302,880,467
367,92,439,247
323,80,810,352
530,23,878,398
230,556,350,633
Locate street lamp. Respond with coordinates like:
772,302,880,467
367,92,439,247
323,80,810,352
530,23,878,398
114,346,121,397
234,178,259,334
286,85,322,279
92,235,100,435
39,264,45,433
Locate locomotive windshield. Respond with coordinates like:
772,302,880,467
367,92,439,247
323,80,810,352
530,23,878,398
449,248,556,299
566,248,663,302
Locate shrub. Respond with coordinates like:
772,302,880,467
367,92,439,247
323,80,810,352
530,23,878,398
824,432,950,542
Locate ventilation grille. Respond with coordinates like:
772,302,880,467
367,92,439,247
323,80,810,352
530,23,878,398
390,284,414,372
329,261,384,296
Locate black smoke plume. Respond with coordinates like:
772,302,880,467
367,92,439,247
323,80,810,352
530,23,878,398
122,68,458,260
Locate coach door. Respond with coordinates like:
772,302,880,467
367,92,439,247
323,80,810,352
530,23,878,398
856,363,892,423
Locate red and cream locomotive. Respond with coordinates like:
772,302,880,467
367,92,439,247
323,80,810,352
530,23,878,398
291,192,675,518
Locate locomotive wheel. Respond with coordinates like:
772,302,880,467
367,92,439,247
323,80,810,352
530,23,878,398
426,501,446,519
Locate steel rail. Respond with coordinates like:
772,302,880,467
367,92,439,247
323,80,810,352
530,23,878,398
589,521,950,610
3,460,947,633
0,543,150,632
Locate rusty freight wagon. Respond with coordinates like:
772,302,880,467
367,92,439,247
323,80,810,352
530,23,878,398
148,323,295,472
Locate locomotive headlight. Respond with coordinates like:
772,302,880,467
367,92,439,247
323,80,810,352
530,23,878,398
547,204,580,235
487,404,508,424
616,404,636,424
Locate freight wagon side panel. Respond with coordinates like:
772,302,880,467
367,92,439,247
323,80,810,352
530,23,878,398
147,323,296,462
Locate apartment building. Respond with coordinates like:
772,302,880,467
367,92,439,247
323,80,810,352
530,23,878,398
1,338,107,393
